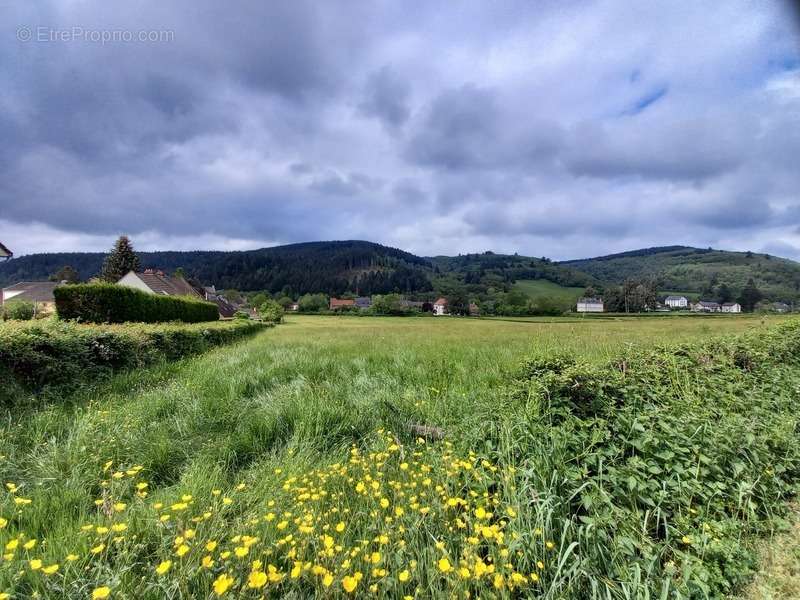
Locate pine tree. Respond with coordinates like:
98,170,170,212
100,235,141,282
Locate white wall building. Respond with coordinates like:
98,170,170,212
577,297,604,313
433,297,448,316
665,295,688,309
721,303,741,313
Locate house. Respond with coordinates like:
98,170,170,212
665,295,688,309
117,269,201,298
287,303,299,312
693,301,721,312
433,297,448,316
0,242,12,261
400,299,424,310
469,302,480,317
1,281,60,314
576,297,603,313
354,297,372,310
330,298,355,310
721,302,741,313
772,302,791,313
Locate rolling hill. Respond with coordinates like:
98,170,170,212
561,246,800,302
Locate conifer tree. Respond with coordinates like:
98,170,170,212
100,235,141,282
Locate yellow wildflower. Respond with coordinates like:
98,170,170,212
212,573,234,595
247,570,267,589
156,560,172,575
438,557,452,573
92,587,111,599
29,559,42,570
398,569,410,582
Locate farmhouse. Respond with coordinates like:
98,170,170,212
330,297,355,310
0,241,12,261
577,297,604,313
721,302,741,313
117,269,201,298
433,297,448,315
1,281,60,314
772,302,791,313
469,302,480,316
354,296,372,309
693,301,721,312
665,295,688,309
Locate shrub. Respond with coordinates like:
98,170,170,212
258,299,284,323
1,300,35,321
497,319,800,598
54,283,219,323
0,319,269,398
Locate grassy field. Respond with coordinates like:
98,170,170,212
512,279,584,304
0,314,795,598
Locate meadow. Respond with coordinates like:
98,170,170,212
0,314,796,599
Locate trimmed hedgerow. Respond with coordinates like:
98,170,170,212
489,319,800,597
0,319,268,399
54,283,220,323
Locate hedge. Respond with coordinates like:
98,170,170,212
493,318,800,597
54,283,220,323
0,319,268,401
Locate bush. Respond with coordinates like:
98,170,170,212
54,283,220,323
497,319,800,597
1,300,35,321
258,299,284,323
0,319,269,399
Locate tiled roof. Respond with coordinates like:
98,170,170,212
2,281,59,303
0,242,12,258
434,297,448,305
133,271,200,297
578,297,603,303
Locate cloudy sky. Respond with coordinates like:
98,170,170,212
1,1,799,260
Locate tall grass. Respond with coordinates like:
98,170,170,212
0,314,794,598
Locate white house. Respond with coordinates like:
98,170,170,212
117,269,201,298
693,301,721,312
665,295,688,309
721,302,741,313
577,297,604,313
433,297,448,316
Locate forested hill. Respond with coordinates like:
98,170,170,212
561,246,800,301
0,241,432,296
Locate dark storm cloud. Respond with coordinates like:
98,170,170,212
1,1,799,258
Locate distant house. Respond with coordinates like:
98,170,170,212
354,297,372,310
1,281,59,314
772,302,791,313
201,286,237,319
469,302,480,317
330,298,355,310
117,269,201,298
665,295,688,309
576,297,603,313
400,299,424,310
0,242,12,261
721,302,741,313
693,301,721,312
433,297,448,316
287,303,299,312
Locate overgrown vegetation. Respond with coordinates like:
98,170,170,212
54,283,220,324
0,319,267,399
0,315,794,598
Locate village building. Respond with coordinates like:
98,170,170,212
329,298,355,310
200,285,237,319
772,302,791,313
693,301,721,312
721,302,742,313
287,302,299,312
0,242,12,261
576,297,604,313
433,297,448,316
117,269,201,297
354,297,372,309
469,302,480,316
1,281,60,314
664,295,688,309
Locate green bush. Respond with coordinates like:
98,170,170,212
1,300,35,321
494,319,800,597
54,283,219,323
0,319,269,399
258,299,284,323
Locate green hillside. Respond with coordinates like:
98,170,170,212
562,246,800,302
513,279,584,303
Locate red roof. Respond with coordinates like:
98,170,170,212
330,298,355,309
434,297,448,305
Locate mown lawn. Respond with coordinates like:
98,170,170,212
0,314,794,598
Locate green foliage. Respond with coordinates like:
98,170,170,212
298,292,329,312
258,298,284,323
738,278,764,312
371,293,412,315
54,283,220,323
99,235,141,282
0,319,267,398
49,264,79,283
501,319,800,597
1,300,35,321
